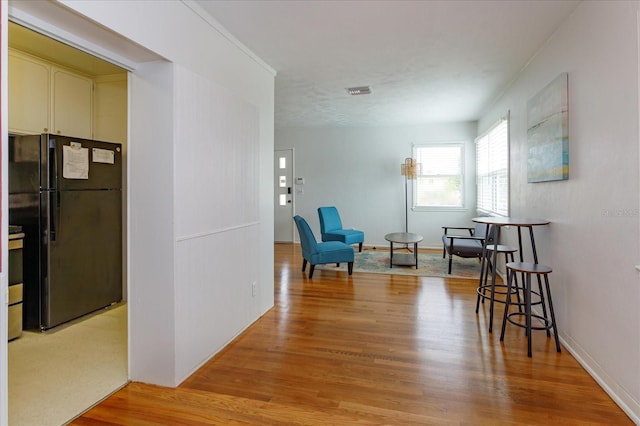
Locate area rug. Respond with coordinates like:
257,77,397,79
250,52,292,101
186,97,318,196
317,249,482,279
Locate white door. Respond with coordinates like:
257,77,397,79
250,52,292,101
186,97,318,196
274,149,294,242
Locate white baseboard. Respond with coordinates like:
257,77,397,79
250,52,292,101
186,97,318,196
525,300,640,423
363,249,640,423
502,275,638,423
560,334,640,424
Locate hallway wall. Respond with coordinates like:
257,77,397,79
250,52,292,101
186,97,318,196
477,1,640,420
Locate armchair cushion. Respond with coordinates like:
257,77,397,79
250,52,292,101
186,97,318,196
318,206,365,251
294,215,354,278
312,241,355,265
442,223,494,274
442,235,485,257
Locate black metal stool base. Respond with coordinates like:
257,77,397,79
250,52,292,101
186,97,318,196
475,245,520,333
500,261,561,357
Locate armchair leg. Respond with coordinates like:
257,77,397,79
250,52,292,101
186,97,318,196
448,256,453,274
358,242,363,252
348,262,354,275
302,259,307,272
309,265,315,279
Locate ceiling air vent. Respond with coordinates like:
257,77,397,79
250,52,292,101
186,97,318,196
346,86,371,95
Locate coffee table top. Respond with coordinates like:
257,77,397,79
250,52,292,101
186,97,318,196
385,232,423,244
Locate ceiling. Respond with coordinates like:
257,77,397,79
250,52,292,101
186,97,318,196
195,0,580,128
8,22,126,77
8,0,163,77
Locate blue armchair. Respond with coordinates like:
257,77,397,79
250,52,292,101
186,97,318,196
294,215,354,278
317,206,365,252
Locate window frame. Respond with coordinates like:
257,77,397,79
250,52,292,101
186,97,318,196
412,142,466,212
476,115,510,217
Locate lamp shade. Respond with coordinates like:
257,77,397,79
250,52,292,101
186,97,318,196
401,157,421,180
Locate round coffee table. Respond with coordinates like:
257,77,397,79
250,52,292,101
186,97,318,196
384,232,423,269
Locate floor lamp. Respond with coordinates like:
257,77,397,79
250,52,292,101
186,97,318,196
400,157,421,233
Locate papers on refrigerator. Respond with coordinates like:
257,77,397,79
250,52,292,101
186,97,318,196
92,148,115,164
63,145,89,179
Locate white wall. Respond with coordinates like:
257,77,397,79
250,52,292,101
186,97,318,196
478,1,640,421
173,64,261,381
276,123,477,248
53,1,276,386
128,60,176,385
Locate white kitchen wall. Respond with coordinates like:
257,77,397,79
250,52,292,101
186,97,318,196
93,74,127,144
478,1,640,421
276,123,478,248
47,0,276,386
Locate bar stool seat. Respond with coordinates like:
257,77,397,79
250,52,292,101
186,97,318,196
475,245,520,333
500,261,561,357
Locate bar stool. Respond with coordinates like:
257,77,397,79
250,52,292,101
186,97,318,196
475,244,520,333
500,262,561,357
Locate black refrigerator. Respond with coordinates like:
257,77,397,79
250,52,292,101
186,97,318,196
9,133,122,330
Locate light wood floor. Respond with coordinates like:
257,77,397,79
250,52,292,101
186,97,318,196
73,244,632,425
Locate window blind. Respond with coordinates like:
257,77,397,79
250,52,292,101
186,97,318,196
476,117,509,216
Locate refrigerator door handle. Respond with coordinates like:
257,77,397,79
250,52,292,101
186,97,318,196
49,141,58,241
49,191,58,242
48,139,57,191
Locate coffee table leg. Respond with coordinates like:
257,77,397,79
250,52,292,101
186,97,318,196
389,242,394,268
414,242,418,268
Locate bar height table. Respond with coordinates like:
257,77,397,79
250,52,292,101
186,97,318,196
471,217,550,333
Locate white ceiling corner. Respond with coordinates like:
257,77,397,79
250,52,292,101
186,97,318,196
194,0,580,128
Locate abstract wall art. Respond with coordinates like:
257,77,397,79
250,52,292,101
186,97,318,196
527,72,569,182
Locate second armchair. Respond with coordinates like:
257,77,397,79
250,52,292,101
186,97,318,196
318,206,365,252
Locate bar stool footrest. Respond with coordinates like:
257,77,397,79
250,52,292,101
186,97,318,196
500,289,543,308
476,284,518,304
505,312,554,331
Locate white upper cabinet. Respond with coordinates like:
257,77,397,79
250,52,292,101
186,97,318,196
8,50,50,135
8,50,93,139
51,67,93,138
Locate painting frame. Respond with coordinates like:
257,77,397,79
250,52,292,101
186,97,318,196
527,72,569,183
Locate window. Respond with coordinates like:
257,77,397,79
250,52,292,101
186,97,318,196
414,143,464,209
476,116,509,216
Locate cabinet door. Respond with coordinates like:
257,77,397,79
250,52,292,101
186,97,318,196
51,67,93,138
8,51,50,134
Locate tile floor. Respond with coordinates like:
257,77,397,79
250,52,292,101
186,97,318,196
8,303,128,426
